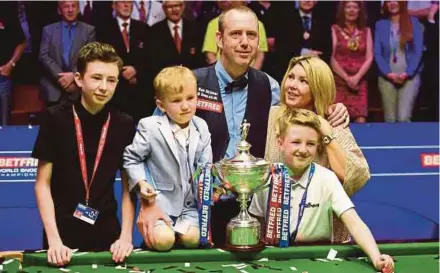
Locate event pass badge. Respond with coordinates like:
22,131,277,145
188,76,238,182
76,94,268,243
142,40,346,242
73,203,99,225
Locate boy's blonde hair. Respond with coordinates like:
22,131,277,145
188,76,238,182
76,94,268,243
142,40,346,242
280,56,336,117
276,107,322,139
153,66,197,100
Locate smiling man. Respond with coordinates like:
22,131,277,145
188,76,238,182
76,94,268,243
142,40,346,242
33,42,136,266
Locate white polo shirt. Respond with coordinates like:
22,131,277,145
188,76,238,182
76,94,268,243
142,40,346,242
249,163,354,243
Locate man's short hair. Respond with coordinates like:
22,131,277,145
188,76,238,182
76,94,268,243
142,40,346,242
77,42,123,76
218,5,258,33
276,107,322,139
154,66,197,100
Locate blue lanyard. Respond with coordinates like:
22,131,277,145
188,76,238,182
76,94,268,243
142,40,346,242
290,163,315,244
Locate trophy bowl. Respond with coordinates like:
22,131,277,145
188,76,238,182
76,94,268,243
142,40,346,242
214,121,270,252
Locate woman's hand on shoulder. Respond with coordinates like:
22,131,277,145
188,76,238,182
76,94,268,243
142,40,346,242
327,103,350,128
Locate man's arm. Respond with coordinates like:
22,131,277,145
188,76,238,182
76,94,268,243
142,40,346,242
205,52,217,65
39,26,63,78
34,160,72,266
252,50,265,70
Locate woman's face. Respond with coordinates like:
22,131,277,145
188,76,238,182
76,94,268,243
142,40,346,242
386,1,400,15
283,64,313,110
344,1,360,23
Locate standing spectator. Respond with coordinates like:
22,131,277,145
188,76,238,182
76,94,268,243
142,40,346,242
150,0,203,76
131,0,165,27
96,1,151,122
78,0,113,26
39,1,95,107
275,0,332,82
375,1,423,122
0,2,25,126
331,1,373,123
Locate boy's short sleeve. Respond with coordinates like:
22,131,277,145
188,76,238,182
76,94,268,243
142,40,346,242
31,110,55,162
249,188,269,218
257,21,268,52
326,171,355,217
202,18,218,54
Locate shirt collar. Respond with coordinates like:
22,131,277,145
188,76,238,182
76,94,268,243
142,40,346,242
61,20,78,28
116,16,131,28
299,9,312,20
289,164,312,189
215,61,249,93
74,98,110,121
167,19,183,30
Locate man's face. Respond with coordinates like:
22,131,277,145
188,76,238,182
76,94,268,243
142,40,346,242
277,124,319,174
163,1,185,23
74,61,119,109
58,1,80,23
299,1,317,13
113,1,133,20
156,82,198,128
216,10,259,69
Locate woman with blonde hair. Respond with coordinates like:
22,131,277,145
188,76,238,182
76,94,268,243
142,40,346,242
265,56,370,242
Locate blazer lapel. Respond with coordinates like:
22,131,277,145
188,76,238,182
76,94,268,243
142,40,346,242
69,22,83,69
188,120,200,168
157,115,180,164
54,23,63,68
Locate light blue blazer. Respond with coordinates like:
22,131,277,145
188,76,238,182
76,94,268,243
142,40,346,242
123,114,212,217
374,16,423,78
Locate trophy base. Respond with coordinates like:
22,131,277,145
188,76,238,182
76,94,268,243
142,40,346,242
224,241,265,252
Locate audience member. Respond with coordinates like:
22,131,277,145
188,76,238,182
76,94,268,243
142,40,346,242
0,2,26,126
78,0,113,26
265,56,370,242
150,0,203,76
331,1,373,123
39,1,95,107
96,1,151,122
275,0,332,82
375,1,424,122
131,0,165,27
202,1,268,70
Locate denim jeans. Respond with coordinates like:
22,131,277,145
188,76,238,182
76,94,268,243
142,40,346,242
0,75,12,126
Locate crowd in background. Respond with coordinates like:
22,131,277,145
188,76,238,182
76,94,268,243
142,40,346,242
0,0,438,126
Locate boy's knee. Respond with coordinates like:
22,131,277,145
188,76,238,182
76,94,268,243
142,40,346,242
179,226,200,249
152,224,175,252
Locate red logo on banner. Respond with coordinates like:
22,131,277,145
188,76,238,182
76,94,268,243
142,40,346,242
420,154,440,168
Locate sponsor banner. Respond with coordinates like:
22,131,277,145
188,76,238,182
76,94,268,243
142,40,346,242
420,153,440,168
0,155,38,181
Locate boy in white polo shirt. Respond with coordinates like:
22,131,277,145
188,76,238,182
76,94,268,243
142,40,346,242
249,108,394,273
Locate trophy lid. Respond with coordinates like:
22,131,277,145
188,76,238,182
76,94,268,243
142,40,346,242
220,120,269,169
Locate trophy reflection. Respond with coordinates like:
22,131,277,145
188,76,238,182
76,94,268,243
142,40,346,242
214,120,270,251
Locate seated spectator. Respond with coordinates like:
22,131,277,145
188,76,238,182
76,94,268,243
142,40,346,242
202,1,268,69
150,0,203,76
0,2,25,126
275,0,332,82
331,1,373,123
375,1,424,122
96,1,151,122
39,0,95,107
250,108,394,273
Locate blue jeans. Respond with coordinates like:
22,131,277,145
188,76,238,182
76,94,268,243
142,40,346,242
0,75,12,126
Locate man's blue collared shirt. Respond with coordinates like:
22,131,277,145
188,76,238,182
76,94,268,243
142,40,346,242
61,20,77,68
214,62,280,159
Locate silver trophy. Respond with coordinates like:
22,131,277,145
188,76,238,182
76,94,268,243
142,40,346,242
214,120,270,251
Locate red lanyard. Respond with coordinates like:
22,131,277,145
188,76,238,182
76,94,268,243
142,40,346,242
72,105,111,206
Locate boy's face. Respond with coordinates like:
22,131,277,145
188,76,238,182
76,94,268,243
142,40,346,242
74,61,119,110
156,82,197,128
277,124,319,175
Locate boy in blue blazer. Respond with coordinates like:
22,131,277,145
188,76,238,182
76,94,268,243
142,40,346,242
123,66,212,251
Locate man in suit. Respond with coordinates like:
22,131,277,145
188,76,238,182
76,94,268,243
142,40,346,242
150,0,202,77
131,0,165,27
96,1,151,122
39,0,95,106
78,0,113,26
274,0,332,82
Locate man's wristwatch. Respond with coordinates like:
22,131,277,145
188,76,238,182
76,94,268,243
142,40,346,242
323,134,336,145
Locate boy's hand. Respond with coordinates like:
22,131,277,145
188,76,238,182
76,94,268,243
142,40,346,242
110,237,133,263
47,241,72,266
374,254,395,273
138,180,158,203
137,201,172,250
327,103,350,128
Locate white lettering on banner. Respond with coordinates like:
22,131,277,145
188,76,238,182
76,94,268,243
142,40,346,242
200,204,209,237
281,209,289,241
0,157,38,168
0,157,38,181
421,154,440,167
